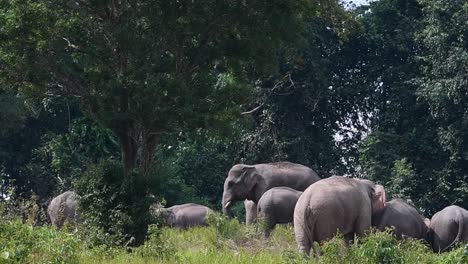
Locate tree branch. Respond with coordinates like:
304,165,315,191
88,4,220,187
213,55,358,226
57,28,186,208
241,103,265,115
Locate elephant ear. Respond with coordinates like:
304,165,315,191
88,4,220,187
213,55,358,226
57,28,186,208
371,184,386,214
240,165,256,180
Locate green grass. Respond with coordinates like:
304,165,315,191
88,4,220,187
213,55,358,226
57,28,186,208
1,217,468,264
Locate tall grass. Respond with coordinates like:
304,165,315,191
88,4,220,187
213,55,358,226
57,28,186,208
1,215,468,264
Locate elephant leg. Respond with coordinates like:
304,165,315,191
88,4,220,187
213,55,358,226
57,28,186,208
262,219,276,239
354,214,371,239
294,222,311,256
245,201,258,224
344,233,354,243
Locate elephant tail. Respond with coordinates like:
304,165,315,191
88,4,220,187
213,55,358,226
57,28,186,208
442,208,464,252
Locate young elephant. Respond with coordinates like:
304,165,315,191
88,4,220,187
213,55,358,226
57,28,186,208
157,203,212,229
372,198,429,240
429,205,468,252
222,162,320,223
294,176,386,256
47,191,81,228
257,187,302,238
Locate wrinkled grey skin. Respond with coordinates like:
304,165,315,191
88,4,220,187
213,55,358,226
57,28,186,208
294,176,386,256
47,191,81,228
257,187,302,238
244,200,257,224
372,198,429,241
222,162,320,221
429,205,468,252
158,203,212,229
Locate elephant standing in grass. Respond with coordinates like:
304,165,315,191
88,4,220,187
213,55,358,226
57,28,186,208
156,203,212,229
294,176,386,256
429,205,468,252
244,200,257,224
48,191,81,228
372,198,429,240
257,187,302,238
222,162,320,222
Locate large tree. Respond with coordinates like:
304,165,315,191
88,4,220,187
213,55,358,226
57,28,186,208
0,0,345,176
342,0,445,213
415,0,468,209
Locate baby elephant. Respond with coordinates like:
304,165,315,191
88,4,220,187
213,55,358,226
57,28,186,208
429,205,468,252
48,191,81,228
257,187,302,238
156,203,212,229
372,198,429,241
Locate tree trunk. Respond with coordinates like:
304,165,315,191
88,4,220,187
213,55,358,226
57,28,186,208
118,130,138,176
141,132,158,177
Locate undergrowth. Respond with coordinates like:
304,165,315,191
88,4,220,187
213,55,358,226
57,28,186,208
1,214,467,264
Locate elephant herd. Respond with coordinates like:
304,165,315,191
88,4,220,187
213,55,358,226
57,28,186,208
47,161,468,255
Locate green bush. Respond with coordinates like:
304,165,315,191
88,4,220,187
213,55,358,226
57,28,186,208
74,160,154,247
0,219,80,264
207,212,243,241
133,225,176,260
353,230,404,264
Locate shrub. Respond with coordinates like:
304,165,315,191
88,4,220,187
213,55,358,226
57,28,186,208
74,160,154,247
0,191,48,226
351,229,404,264
207,212,243,241
0,219,80,264
133,225,176,260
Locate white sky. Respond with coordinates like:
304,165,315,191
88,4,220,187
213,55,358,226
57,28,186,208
343,0,375,7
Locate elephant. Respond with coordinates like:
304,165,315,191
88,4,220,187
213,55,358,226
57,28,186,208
47,191,81,228
257,187,302,238
155,203,212,229
293,176,386,256
244,200,257,224
222,161,320,222
429,205,468,252
372,198,429,241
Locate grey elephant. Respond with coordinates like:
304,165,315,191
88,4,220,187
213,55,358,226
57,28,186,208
372,198,429,241
47,191,81,227
257,187,302,238
429,205,468,252
244,200,257,224
222,162,320,222
294,176,386,256
155,203,212,229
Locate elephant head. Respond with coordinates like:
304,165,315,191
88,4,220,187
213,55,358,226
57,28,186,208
222,164,260,217
358,179,386,215
150,204,175,226
158,208,175,226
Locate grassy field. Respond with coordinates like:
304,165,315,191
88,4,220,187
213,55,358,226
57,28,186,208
1,216,467,264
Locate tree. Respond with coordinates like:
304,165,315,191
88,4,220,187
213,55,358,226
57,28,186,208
341,0,445,213
0,0,338,176
239,11,364,176
415,0,468,209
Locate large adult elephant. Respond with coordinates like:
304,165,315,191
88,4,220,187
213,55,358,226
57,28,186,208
429,205,468,252
372,198,429,241
155,203,212,229
47,191,81,228
294,176,386,256
222,162,320,220
257,187,302,238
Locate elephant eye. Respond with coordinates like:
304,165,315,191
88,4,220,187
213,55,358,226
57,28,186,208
228,181,234,187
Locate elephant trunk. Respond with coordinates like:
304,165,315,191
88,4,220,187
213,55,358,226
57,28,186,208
222,193,233,218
